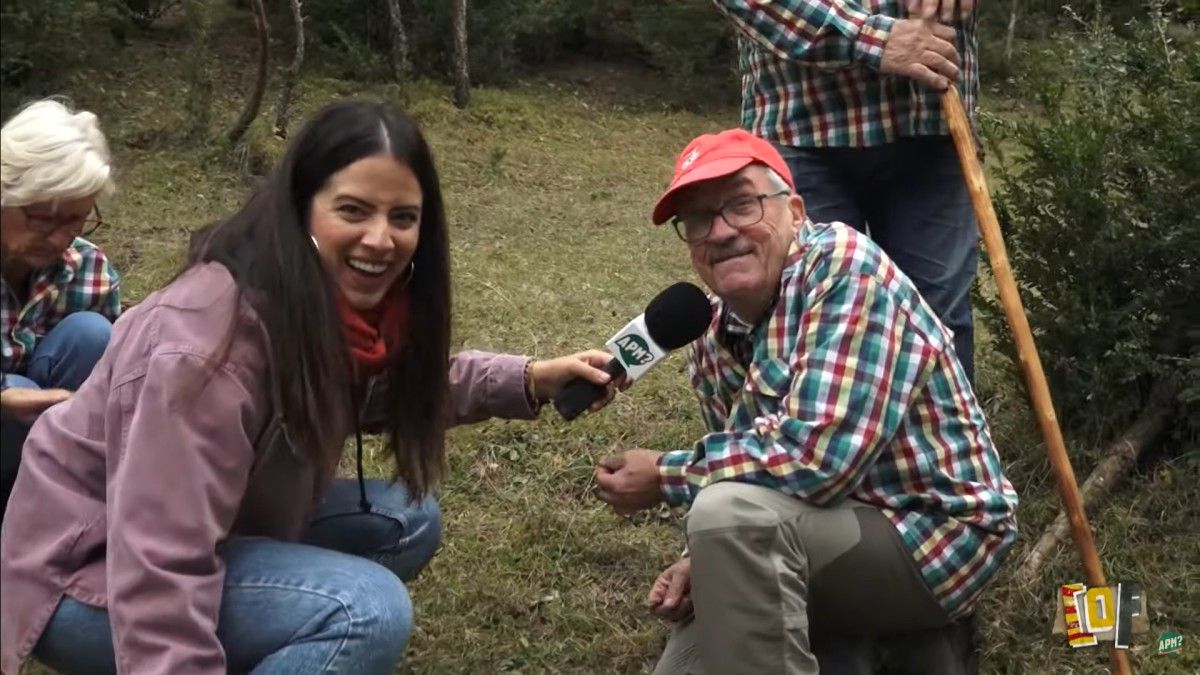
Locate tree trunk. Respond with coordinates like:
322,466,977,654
1015,379,1178,584
1004,0,1019,64
385,0,410,82
273,0,305,139
228,0,270,145
452,0,470,108
183,0,214,141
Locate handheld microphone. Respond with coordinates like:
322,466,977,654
553,281,712,421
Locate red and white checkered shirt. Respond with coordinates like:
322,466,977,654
714,0,979,147
1,237,121,378
659,222,1017,618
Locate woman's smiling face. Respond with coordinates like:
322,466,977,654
308,153,422,310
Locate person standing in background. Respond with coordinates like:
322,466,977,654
711,0,982,382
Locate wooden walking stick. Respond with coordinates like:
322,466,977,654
940,85,1133,675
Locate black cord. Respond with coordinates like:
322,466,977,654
350,384,370,513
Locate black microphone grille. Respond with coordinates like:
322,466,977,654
643,282,713,351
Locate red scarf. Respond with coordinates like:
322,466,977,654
336,283,410,378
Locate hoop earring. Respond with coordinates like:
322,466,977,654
398,261,415,289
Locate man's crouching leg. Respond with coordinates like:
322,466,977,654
658,481,960,675
677,481,869,675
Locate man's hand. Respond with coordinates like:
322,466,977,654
908,0,977,24
648,557,693,621
879,19,960,91
529,350,629,412
594,449,664,515
0,388,71,423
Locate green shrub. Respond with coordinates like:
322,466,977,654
114,0,183,27
0,0,117,117
301,0,735,97
980,7,1199,449
627,2,737,92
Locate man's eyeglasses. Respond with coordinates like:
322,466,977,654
22,205,104,238
672,190,790,244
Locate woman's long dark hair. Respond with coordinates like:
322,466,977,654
189,100,451,498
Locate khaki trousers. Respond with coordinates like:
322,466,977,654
653,482,968,675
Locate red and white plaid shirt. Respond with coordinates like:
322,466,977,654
1,238,121,378
659,222,1017,618
714,0,979,147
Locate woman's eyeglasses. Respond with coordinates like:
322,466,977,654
22,205,104,238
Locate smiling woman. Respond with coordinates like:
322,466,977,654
0,98,121,522
0,99,626,675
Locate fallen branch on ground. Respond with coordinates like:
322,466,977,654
1015,379,1178,584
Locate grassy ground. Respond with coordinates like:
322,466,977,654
19,9,1198,674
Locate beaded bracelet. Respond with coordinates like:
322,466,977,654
522,360,543,412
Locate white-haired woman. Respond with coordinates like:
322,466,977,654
1,99,120,520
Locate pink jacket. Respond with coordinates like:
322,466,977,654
0,262,537,674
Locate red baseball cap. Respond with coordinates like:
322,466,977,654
651,129,794,225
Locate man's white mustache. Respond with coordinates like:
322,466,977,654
708,247,753,264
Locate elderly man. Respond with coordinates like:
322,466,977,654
595,129,1016,673
1,99,120,520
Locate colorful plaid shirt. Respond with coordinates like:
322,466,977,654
1,238,121,379
713,0,979,147
658,221,1017,618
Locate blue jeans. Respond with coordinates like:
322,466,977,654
32,479,442,674
777,137,979,382
1,311,112,517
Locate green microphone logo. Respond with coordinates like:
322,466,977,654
614,334,654,367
